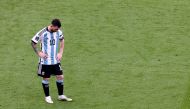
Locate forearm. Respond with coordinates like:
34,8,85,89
59,39,64,54
31,41,39,55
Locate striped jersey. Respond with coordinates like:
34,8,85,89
31,27,64,65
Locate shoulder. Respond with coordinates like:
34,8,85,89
37,27,47,36
58,29,63,34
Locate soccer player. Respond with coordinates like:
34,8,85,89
31,19,72,103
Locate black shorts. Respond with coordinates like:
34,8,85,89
37,63,63,78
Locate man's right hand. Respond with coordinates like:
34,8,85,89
37,51,48,59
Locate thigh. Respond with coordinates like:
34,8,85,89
41,65,52,78
53,63,63,76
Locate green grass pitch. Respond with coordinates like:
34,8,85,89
0,0,190,109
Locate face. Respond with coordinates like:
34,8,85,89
50,25,59,32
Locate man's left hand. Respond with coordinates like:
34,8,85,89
57,53,62,61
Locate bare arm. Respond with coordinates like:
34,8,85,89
59,39,64,54
31,41,48,58
31,41,39,55
57,39,64,61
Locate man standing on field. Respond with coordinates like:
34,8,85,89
31,19,72,104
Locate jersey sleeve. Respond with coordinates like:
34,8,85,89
59,30,64,40
31,29,45,43
31,33,40,44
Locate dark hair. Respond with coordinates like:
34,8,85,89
51,19,61,28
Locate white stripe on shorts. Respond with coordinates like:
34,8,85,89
38,64,42,75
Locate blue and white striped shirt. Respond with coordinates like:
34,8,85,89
31,27,64,65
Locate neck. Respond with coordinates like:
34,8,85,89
47,26,52,32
